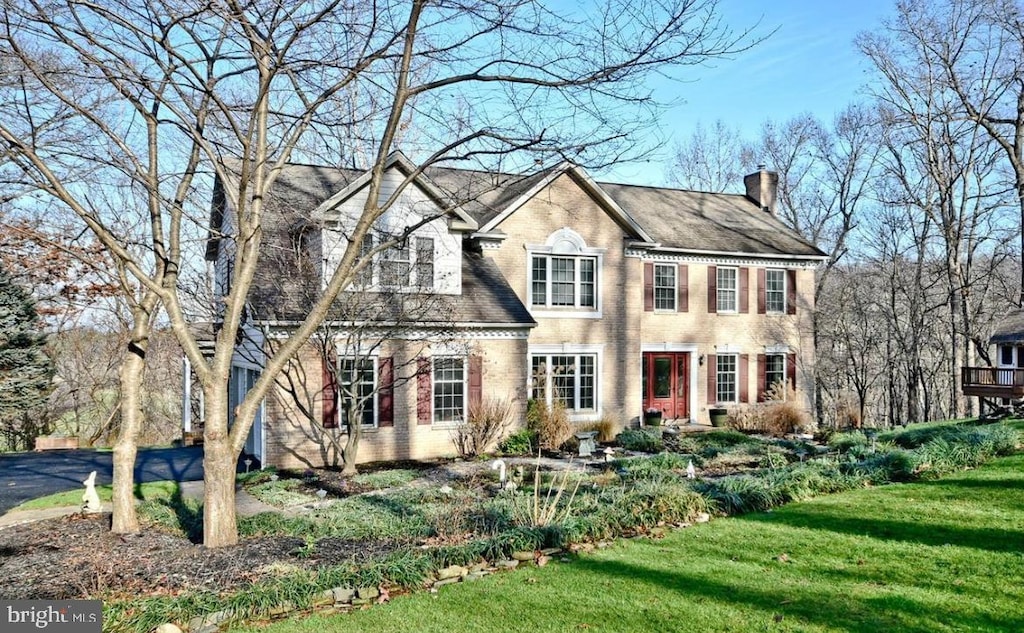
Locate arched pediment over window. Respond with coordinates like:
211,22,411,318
546,227,589,255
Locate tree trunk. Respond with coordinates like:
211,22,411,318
342,423,361,477
202,383,238,548
110,306,153,534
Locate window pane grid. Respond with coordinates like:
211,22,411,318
529,255,598,309
531,353,596,412
766,269,785,313
579,259,596,307
654,264,676,310
765,354,785,400
355,234,374,287
433,357,465,423
531,257,547,306
381,243,410,287
341,358,375,426
717,354,737,403
550,258,575,306
415,237,434,290
717,268,737,312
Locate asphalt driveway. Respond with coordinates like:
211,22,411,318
0,447,211,515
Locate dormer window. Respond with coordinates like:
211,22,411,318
527,228,604,317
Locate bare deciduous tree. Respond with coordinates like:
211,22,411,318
0,0,758,547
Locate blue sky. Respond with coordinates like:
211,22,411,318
606,0,895,185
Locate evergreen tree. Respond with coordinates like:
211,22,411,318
0,263,54,451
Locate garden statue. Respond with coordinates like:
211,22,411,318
686,460,696,479
82,471,101,514
491,459,507,487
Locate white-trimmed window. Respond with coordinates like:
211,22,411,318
415,237,434,290
433,357,465,423
765,269,786,314
654,264,676,311
381,242,411,287
716,354,738,403
531,353,597,411
354,234,374,287
531,255,597,308
340,358,376,427
527,228,603,314
764,353,786,400
717,267,738,313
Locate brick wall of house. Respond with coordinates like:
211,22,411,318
262,337,528,470
484,172,643,427
639,264,817,423
481,172,819,428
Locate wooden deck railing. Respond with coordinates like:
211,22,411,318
961,367,1024,399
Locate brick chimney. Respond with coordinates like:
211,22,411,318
744,165,778,215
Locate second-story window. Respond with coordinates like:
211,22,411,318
531,255,597,308
415,237,434,290
654,264,676,311
381,242,410,287
717,267,737,313
765,268,786,313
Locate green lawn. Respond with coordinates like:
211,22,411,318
232,454,1024,633
13,480,180,511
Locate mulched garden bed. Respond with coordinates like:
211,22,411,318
0,512,403,601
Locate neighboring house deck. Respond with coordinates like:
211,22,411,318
961,367,1024,399
962,309,1024,402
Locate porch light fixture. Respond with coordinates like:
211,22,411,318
699,354,705,366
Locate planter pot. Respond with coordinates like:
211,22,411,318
708,408,729,427
643,412,663,427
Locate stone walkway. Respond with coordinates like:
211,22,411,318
0,482,276,530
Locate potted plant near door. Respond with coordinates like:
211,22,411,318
708,407,729,427
643,407,663,427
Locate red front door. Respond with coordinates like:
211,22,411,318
643,353,690,420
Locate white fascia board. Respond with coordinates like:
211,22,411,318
311,151,479,230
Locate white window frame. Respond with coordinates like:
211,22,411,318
764,353,786,401
432,356,466,425
654,263,677,311
339,231,436,291
716,353,738,403
528,344,602,420
717,267,738,313
415,236,435,290
526,228,604,319
765,268,786,314
339,356,378,429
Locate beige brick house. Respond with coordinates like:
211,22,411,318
203,153,827,469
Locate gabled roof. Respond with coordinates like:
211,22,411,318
991,310,1024,345
597,183,827,259
465,162,655,243
311,152,478,231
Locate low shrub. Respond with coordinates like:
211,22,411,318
452,397,515,458
617,428,664,452
498,428,536,455
615,452,695,480
828,431,868,453
696,475,782,515
845,447,918,483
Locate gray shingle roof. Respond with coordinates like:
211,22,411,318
991,310,1024,344
597,183,826,258
221,162,535,328
212,157,826,329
